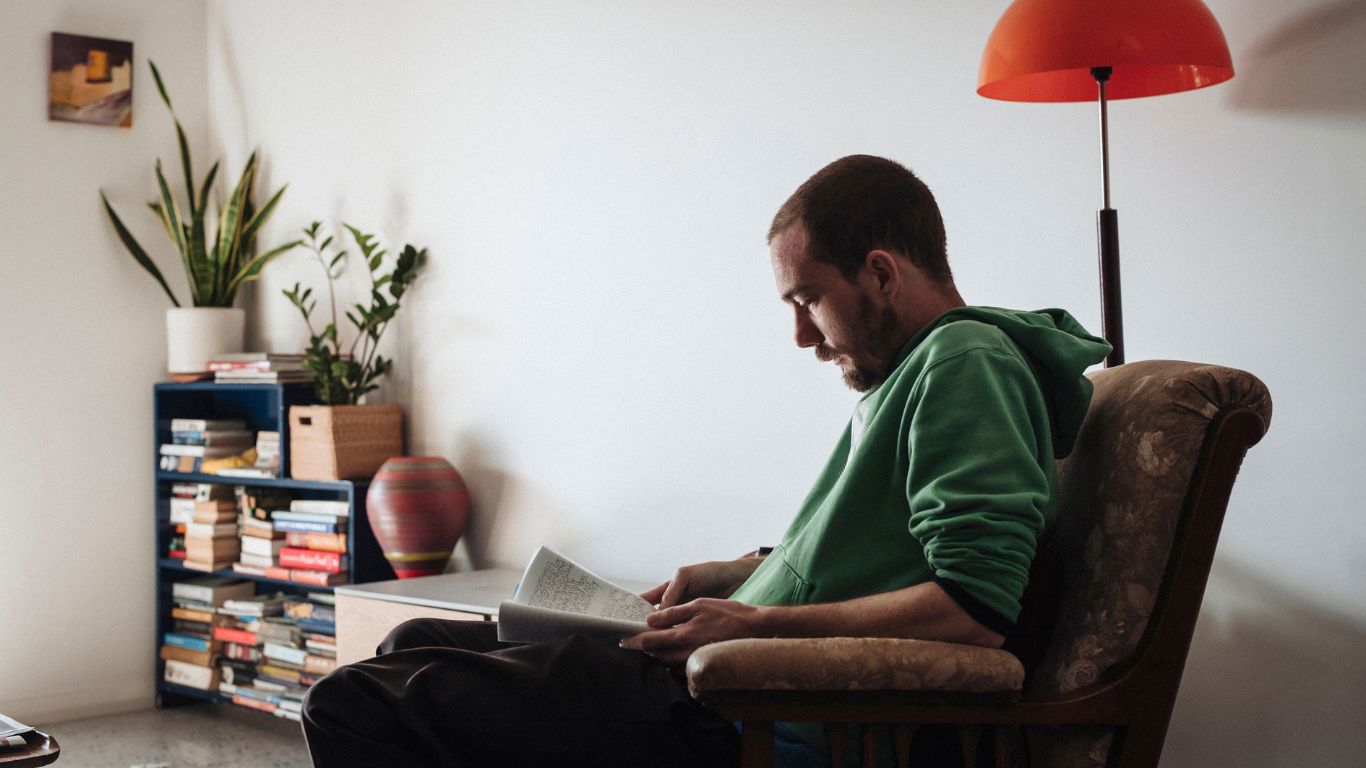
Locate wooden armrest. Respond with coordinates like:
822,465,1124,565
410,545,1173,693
686,637,1024,698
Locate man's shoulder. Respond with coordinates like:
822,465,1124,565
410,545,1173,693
915,319,1019,364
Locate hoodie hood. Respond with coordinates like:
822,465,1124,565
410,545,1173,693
905,306,1111,458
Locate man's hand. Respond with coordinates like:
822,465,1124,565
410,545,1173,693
639,556,764,609
620,598,766,666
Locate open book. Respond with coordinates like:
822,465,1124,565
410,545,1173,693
497,546,655,644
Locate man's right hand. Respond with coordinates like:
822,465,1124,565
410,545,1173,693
640,556,766,609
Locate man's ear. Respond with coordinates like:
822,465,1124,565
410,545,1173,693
864,250,901,296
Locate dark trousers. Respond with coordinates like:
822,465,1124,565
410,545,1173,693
301,619,740,767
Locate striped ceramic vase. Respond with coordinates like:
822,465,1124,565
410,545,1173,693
365,457,471,578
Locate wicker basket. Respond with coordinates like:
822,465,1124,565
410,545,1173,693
289,403,404,481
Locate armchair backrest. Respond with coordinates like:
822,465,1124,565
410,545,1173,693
1011,361,1271,766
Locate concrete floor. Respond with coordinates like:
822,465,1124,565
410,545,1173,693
46,703,312,768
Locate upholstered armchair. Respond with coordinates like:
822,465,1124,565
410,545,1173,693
687,361,1272,768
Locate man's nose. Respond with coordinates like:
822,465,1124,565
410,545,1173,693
794,308,822,348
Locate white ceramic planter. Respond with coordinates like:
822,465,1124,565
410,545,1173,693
166,307,246,373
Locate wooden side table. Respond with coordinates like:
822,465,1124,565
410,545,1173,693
334,568,657,665
333,569,517,665
0,731,59,766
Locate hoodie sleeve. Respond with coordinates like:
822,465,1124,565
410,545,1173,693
903,343,1053,633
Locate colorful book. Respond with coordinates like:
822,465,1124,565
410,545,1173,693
288,499,351,515
271,519,343,534
160,644,215,667
170,418,246,433
272,510,347,526
213,626,259,646
164,659,220,691
163,632,213,652
171,576,255,606
284,532,347,552
289,569,348,586
279,548,347,573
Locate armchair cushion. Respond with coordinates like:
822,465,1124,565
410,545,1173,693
687,637,1024,697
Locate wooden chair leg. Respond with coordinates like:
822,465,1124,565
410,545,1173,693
740,721,774,768
825,723,848,767
893,725,917,768
958,725,980,768
994,726,1011,768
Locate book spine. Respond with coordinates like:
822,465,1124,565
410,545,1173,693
232,694,276,713
163,632,212,652
289,569,346,586
213,626,258,646
288,500,351,515
285,532,347,552
272,519,340,534
273,510,348,524
164,659,220,691
279,548,347,572
264,642,309,666
160,644,215,666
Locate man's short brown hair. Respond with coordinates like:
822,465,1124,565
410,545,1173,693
768,155,951,284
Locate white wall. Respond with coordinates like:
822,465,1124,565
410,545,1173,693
3,0,1362,764
0,1,208,722
206,2,1366,765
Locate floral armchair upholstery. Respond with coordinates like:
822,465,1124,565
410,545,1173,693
687,360,1273,768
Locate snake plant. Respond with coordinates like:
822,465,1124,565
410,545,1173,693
100,60,299,307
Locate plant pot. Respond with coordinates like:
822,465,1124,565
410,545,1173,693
366,457,471,578
288,403,403,481
165,307,246,374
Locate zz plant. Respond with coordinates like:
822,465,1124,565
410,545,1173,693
100,60,299,307
284,222,426,405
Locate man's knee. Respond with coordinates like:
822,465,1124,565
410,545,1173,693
378,617,452,655
302,664,360,729
378,617,496,655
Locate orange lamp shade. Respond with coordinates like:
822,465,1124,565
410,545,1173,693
978,0,1234,102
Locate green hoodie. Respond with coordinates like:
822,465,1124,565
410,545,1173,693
729,307,1110,631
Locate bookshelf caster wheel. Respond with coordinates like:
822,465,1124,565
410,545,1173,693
155,692,167,709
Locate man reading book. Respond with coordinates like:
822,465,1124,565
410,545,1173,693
302,154,1110,767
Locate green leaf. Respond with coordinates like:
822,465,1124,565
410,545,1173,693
238,181,288,253
225,238,302,297
101,191,181,307
195,161,220,220
148,60,173,111
153,160,196,303
174,119,195,213
212,156,255,304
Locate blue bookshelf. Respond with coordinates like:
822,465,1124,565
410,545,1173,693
153,382,395,710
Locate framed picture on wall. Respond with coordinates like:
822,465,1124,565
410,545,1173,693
49,32,133,127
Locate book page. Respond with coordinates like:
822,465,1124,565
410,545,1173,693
512,545,653,622
496,546,653,644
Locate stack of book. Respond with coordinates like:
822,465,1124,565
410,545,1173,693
216,593,320,720
210,353,311,384
272,500,351,586
160,418,253,472
183,496,240,572
167,483,235,560
232,487,293,580
162,576,256,693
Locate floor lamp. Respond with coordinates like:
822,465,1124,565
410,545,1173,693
977,0,1234,367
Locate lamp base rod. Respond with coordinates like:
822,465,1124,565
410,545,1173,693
1092,66,1124,367
1098,208,1124,366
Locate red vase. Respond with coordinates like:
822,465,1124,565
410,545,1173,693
366,457,471,578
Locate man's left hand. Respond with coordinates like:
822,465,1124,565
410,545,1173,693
619,598,765,666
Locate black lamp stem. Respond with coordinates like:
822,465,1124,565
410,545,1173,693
1092,66,1124,367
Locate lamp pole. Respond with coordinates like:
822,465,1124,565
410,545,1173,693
1092,66,1124,367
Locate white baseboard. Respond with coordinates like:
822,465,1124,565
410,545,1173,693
1,683,152,726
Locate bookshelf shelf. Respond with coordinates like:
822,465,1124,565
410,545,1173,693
153,381,396,715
